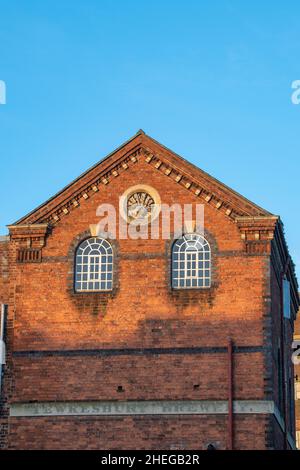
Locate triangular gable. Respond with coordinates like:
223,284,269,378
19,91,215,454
12,130,272,226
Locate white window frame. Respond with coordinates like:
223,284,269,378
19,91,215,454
172,233,211,289
75,237,113,292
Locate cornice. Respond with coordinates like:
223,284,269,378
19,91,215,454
236,216,278,238
8,224,49,263
8,224,49,240
235,216,279,255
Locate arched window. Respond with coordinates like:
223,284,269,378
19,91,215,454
172,234,211,289
75,237,113,292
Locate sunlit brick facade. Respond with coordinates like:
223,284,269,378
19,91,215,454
0,131,299,449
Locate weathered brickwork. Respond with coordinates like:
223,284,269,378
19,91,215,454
0,237,9,448
12,352,265,402
7,415,268,450
0,237,8,304
0,131,299,449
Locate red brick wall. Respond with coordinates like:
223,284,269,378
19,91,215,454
12,352,265,403
2,154,297,449
7,415,268,450
11,162,265,352
0,238,9,304
270,254,297,444
0,237,9,448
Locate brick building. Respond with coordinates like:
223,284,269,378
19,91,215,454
0,130,299,450
295,312,300,448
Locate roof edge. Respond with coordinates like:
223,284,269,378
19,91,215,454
12,130,274,226
12,130,143,226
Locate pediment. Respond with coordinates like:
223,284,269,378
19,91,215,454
12,130,272,227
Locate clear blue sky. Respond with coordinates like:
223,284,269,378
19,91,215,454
0,1,299,278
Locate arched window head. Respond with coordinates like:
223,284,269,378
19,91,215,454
172,234,211,289
75,237,113,292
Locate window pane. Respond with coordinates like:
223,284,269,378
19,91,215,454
75,238,113,292
172,234,211,290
